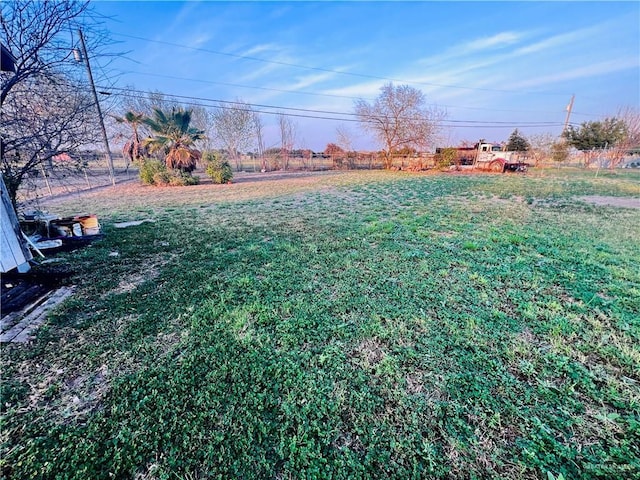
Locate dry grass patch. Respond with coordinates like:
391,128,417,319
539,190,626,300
578,195,640,209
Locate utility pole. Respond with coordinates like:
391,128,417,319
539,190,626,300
563,94,575,135
78,29,115,186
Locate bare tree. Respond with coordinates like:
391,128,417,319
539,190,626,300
211,100,255,171
189,104,215,151
618,107,640,147
278,114,296,171
336,123,357,168
2,77,100,205
325,143,345,169
528,133,556,166
1,1,102,104
354,83,445,169
119,88,174,119
1,0,111,205
253,112,267,172
608,107,640,168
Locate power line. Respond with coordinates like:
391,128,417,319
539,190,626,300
102,85,569,129
112,32,573,97
114,67,585,117
116,70,370,101
106,85,567,125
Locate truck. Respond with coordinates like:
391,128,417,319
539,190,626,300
474,142,530,172
437,142,530,172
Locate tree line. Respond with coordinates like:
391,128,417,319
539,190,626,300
2,1,640,202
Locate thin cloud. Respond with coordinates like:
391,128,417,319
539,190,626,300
418,31,526,66
510,57,640,90
186,33,212,49
515,21,612,56
280,72,339,91
464,32,522,52
166,2,201,34
236,62,284,83
321,80,385,99
237,43,281,58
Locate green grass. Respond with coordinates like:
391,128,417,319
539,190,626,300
2,169,639,479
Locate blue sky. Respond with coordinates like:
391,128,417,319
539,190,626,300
93,1,640,151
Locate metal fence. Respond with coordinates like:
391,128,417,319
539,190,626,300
16,152,439,208
15,154,135,210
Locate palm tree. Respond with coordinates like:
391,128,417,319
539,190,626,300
142,107,205,172
115,111,147,165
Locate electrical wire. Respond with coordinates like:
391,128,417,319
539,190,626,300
115,69,374,101
112,67,585,117
112,32,574,97
100,85,570,129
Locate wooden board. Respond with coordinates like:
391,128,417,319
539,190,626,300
1,177,32,273
0,286,75,343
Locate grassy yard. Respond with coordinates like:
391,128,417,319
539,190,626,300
1,169,639,479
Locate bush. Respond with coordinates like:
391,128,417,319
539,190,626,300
139,159,199,186
169,172,199,186
551,142,570,163
152,171,171,185
436,147,457,170
139,159,168,185
203,151,233,184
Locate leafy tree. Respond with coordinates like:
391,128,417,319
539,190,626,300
563,118,627,151
435,147,458,170
506,129,530,151
564,117,628,167
138,159,170,186
142,107,205,173
395,146,418,156
115,111,147,165
264,147,282,156
354,83,444,169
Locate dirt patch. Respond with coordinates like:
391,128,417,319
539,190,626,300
107,255,172,297
350,338,386,368
578,196,640,209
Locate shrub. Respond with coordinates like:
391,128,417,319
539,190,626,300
551,142,570,163
436,147,457,170
152,171,171,185
168,172,199,186
139,159,168,185
204,151,233,184
139,159,199,186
